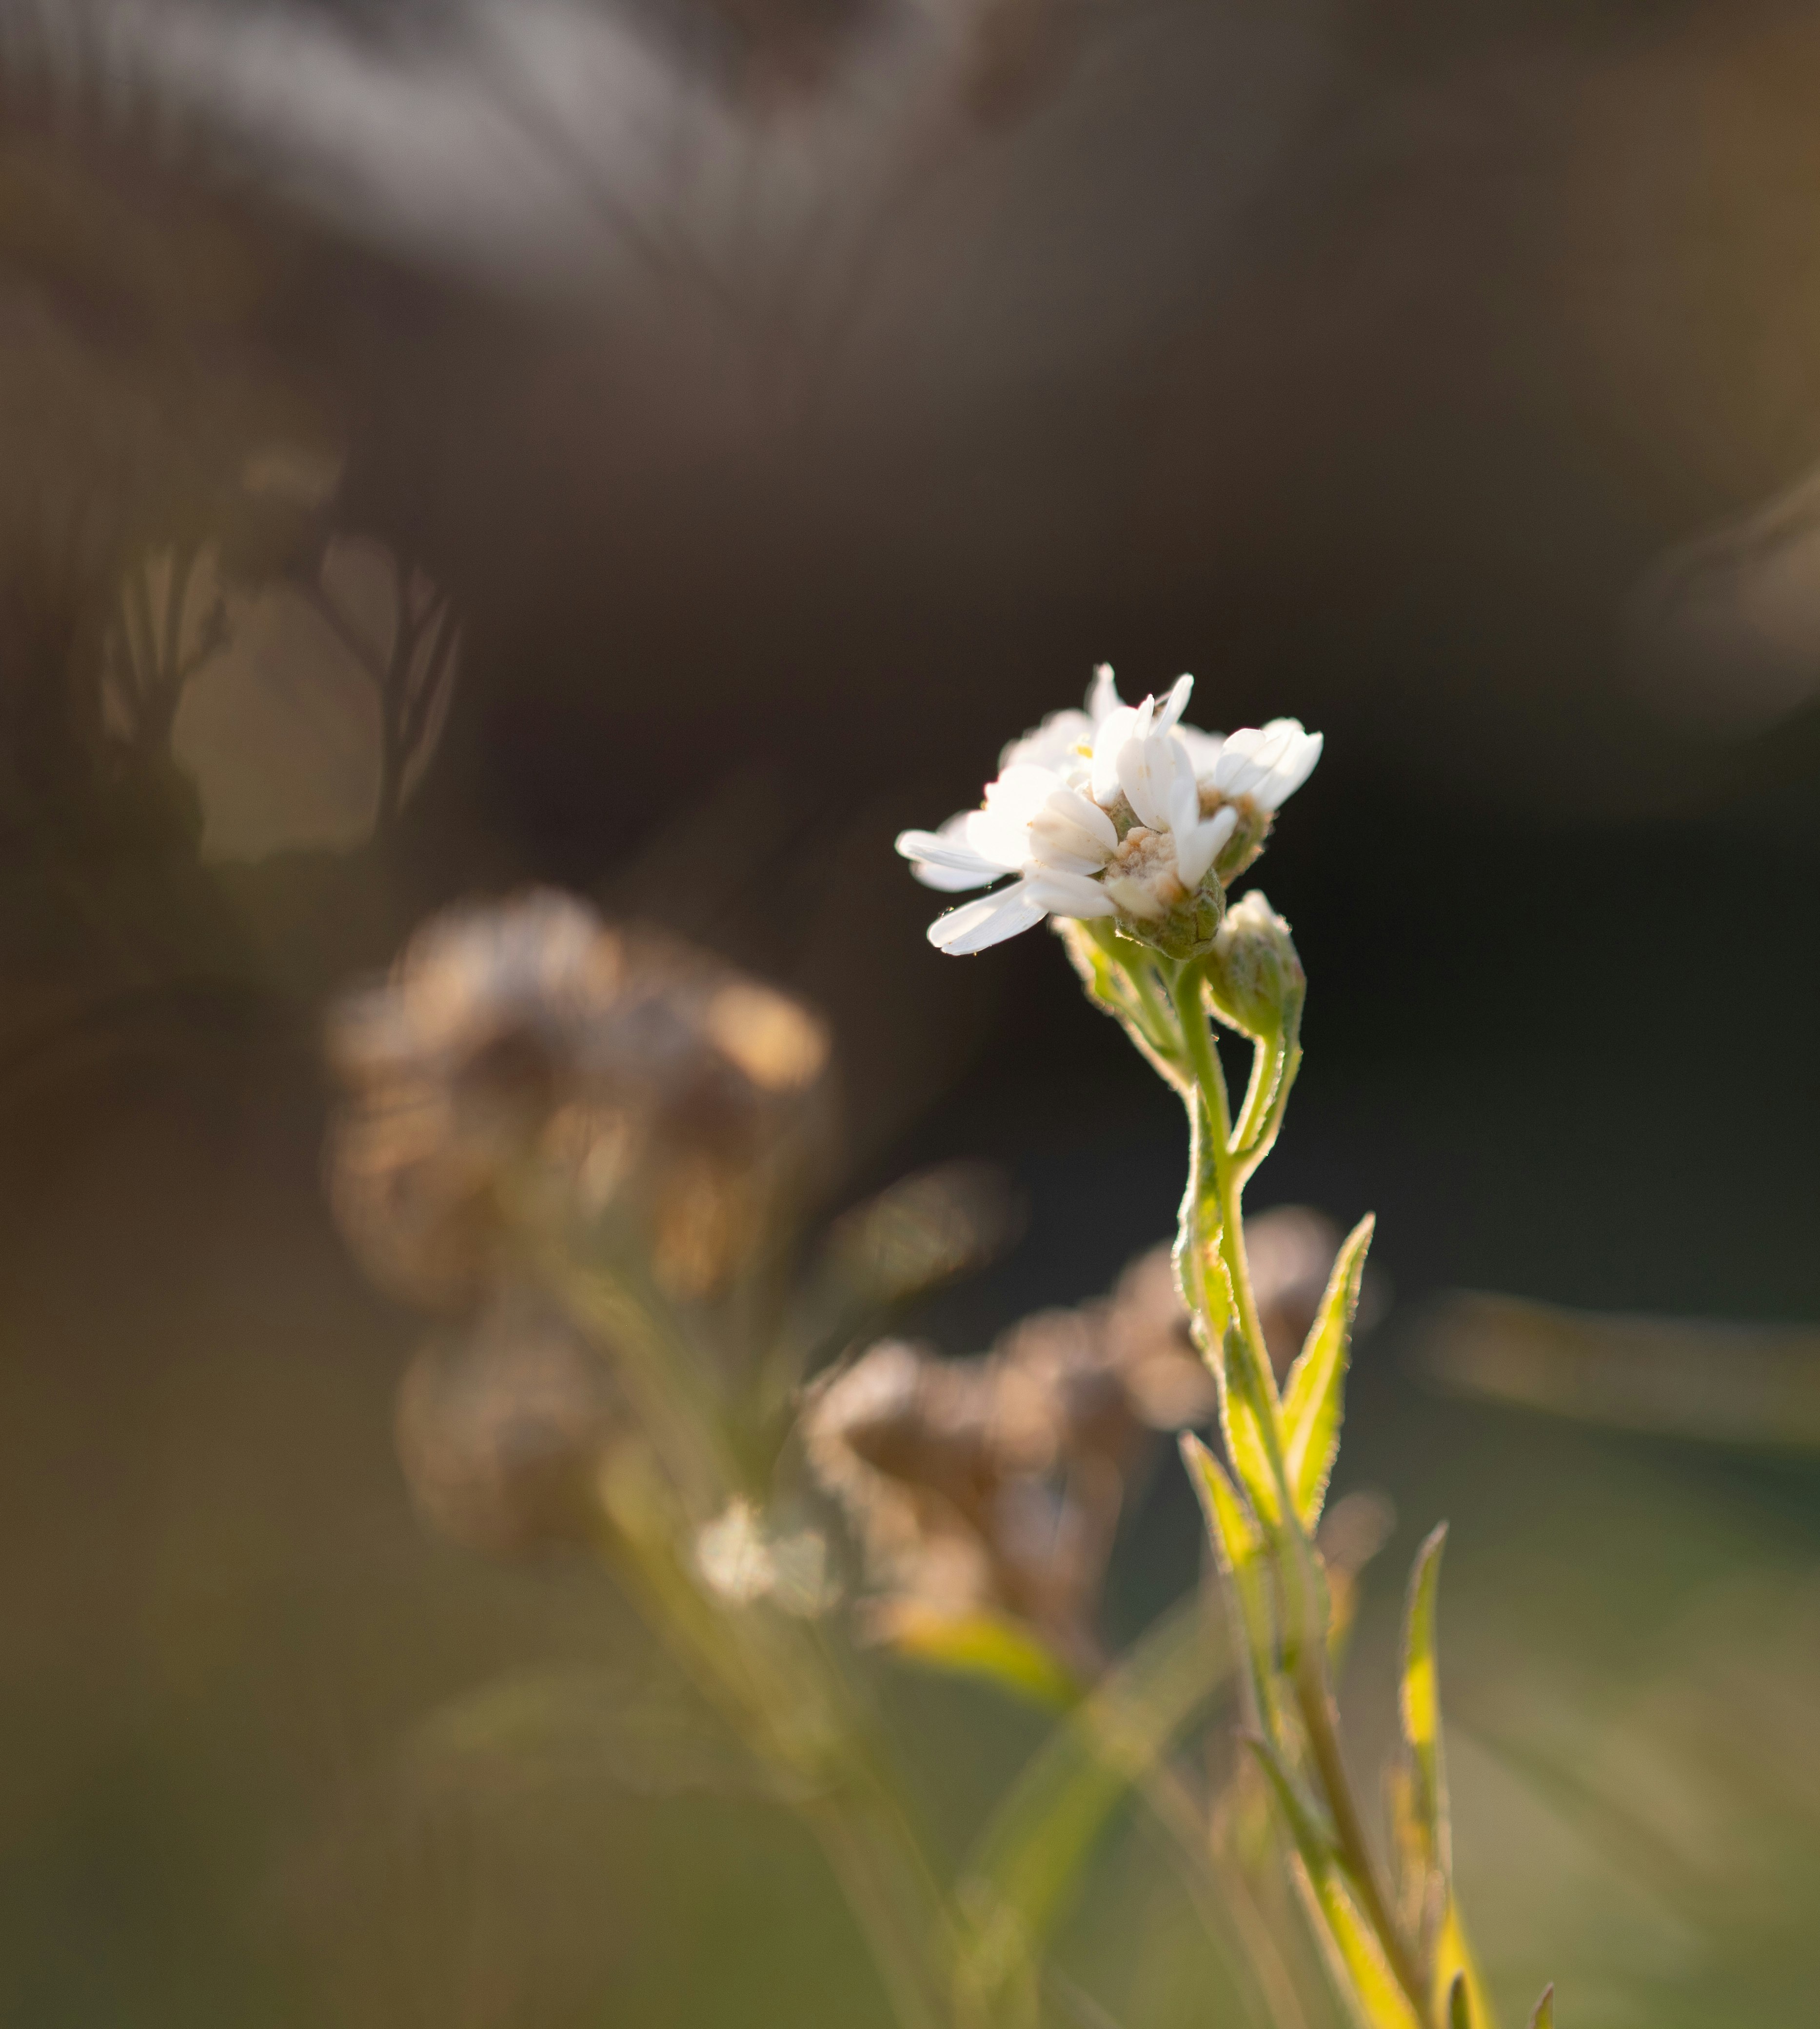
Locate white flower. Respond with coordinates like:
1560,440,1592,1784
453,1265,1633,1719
895,669,1322,955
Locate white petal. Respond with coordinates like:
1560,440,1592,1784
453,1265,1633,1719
894,826,1005,891
1026,868,1116,917
1173,806,1237,888
927,881,1048,955
1154,674,1194,734
1213,722,1296,800
1045,784,1118,851
1175,725,1226,779
1090,705,1141,804
1087,664,1122,723
1026,813,1114,875
914,858,1005,892
1255,729,1323,811
1165,766,1200,842
985,763,1069,822
1117,728,1186,833
1001,708,1094,776
964,808,1037,870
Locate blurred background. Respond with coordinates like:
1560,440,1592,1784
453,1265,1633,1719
3,0,1820,2021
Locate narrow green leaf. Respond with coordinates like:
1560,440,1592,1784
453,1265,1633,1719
1181,1435,1276,1725
1246,1737,1424,2029
1401,1523,1452,1885
1435,1912,1501,2029
1219,1322,1288,1532
1447,1971,1471,2029
882,1605,1084,1711
1282,1214,1375,1529
954,1590,1229,2012
1527,1985,1555,2029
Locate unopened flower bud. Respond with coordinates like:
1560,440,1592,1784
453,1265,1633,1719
1202,890,1303,1037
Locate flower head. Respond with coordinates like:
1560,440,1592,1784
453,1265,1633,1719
327,891,832,1306
896,666,1321,956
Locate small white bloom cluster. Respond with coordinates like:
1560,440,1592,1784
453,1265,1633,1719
896,667,1321,955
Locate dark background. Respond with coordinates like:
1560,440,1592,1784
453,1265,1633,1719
3,0,1820,2022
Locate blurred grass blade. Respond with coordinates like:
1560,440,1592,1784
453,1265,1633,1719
1401,1523,1451,1885
1448,1971,1470,2028
1420,1291,1820,1449
1282,1214,1375,1528
1527,1986,1555,2029
1182,1433,1275,1724
405,1665,778,1799
881,1604,1083,1710
1247,1737,1424,2029
954,1589,1228,2012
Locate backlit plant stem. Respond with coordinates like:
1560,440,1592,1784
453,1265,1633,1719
1164,951,1435,2028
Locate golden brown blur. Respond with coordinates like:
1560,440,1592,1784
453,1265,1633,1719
8,0,1820,2023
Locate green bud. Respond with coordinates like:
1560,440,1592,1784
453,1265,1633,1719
1203,890,1304,1036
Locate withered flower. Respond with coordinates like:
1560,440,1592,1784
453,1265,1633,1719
328,890,832,1309
396,1286,626,1557
804,1209,1353,1676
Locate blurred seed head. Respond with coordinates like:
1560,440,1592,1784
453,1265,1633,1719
803,1207,1367,1671
328,888,833,1309
395,1286,627,1557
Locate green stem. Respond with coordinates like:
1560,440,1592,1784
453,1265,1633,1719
1292,1662,1431,2018
1173,960,1433,2027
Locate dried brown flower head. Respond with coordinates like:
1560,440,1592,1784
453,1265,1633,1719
328,890,832,1308
803,1209,1357,1676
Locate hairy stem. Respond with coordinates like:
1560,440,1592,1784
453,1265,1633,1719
1173,958,1433,2026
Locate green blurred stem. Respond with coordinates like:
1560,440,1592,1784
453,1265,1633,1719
565,1261,955,2029
808,1785,953,2029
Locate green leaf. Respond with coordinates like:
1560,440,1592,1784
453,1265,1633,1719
1219,1322,1289,1532
881,1604,1084,1711
1434,1910,1500,2029
953,1590,1229,2013
1282,1214,1375,1529
1448,1971,1471,2029
1401,1523,1452,1887
1181,1434,1276,1725
1528,1985,1555,2029
1246,1736,1424,2029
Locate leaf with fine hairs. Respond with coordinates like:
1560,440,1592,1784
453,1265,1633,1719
1217,1321,1289,1533
1401,1523,1452,1888
1181,1434,1276,1727
1282,1214,1375,1528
